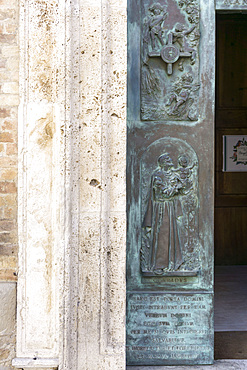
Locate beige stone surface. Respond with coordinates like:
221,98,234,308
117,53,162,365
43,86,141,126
0,282,16,369
76,0,127,369
0,0,18,279
14,0,63,367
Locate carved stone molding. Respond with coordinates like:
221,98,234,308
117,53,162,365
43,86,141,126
12,357,59,369
77,2,126,368
13,1,63,366
216,0,247,9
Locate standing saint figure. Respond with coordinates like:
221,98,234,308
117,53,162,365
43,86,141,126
142,153,184,273
143,3,167,53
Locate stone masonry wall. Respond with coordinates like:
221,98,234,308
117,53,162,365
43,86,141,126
0,0,19,368
0,0,18,279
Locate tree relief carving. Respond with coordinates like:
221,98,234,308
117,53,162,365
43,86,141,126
140,138,201,277
141,0,200,121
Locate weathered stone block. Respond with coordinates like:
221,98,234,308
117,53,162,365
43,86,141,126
0,282,16,369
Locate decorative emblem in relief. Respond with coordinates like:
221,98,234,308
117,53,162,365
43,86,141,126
148,24,196,75
141,0,200,121
140,138,201,276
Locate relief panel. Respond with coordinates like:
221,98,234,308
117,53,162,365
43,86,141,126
140,137,201,277
127,0,215,365
141,0,200,121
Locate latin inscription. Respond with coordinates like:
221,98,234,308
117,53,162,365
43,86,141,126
126,293,213,365
142,276,198,284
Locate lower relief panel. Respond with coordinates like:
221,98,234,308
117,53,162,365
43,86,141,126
140,137,201,277
126,292,214,366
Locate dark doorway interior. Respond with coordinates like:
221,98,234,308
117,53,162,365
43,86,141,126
215,12,247,359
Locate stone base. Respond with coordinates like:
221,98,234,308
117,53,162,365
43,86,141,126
0,283,16,369
127,360,247,369
12,358,58,370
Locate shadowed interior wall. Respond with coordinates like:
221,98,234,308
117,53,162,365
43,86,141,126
215,13,247,265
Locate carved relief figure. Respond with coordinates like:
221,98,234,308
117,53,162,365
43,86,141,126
172,23,196,64
141,141,200,276
141,3,167,105
143,1,199,74
173,154,196,192
166,72,200,120
142,154,185,273
144,3,168,53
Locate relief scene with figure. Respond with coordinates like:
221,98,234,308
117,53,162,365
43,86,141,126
141,0,200,121
140,138,201,276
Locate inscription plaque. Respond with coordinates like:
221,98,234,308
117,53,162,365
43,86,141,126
127,293,213,365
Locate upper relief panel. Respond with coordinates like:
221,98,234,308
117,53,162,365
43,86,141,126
141,0,200,121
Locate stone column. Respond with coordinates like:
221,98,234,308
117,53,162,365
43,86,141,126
75,1,127,369
13,0,66,368
13,0,127,369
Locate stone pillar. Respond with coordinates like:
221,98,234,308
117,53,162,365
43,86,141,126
0,0,19,367
13,0,127,369
76,1,127,369
13,0,65,368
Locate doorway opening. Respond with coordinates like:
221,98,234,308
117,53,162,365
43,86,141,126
215,12,247,360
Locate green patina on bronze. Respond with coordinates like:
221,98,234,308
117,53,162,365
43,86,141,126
126,292,214,366
140,138,201,277
141,0,200,121
127,0,215,366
